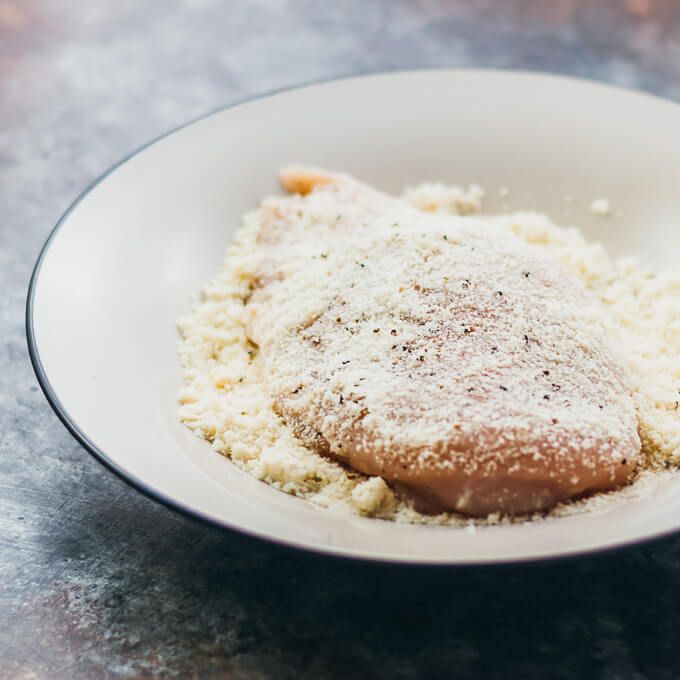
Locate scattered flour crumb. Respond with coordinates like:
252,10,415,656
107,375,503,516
177,179,680,527
402,182,484,215
591,198,612,216
352,477,394,513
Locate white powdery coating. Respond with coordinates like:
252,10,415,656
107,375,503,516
177,178,680,525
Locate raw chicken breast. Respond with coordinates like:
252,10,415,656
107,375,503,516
244,168,640,515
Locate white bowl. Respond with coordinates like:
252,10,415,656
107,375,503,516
27,70,680,564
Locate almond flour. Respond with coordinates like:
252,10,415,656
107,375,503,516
177,178,680,525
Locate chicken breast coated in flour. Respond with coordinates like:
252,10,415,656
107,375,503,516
244,167,641,515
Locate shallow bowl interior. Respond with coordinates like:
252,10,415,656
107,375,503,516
28,70,680,563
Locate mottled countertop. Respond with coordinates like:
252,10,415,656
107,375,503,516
3,1,680,678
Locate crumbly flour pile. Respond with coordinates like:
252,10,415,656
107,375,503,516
177,179,680,526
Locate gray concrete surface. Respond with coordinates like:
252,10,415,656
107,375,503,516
2,1,680,677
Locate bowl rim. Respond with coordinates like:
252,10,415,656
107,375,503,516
25,68,680,565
